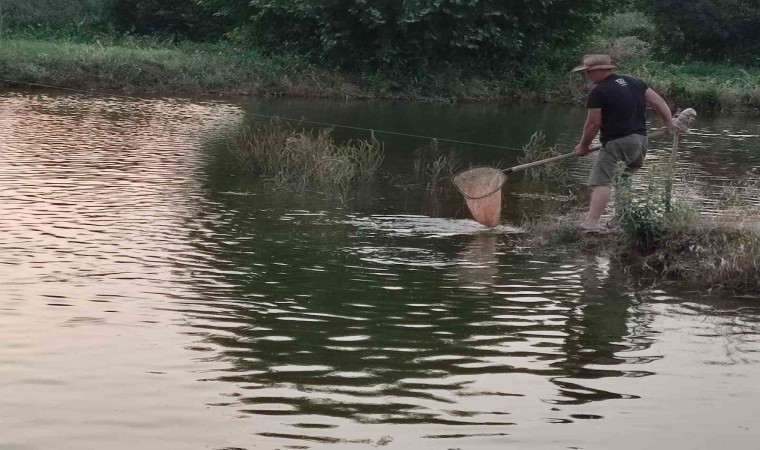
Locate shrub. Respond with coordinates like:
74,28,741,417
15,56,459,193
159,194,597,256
212,0,615,75
0,0,112,26
596,11,655,40
641,0,760,65
413,139,461,188
613,166,669,247
107,0,230,40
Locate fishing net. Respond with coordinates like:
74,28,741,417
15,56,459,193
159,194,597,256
451,108,697,229
452,167,506,228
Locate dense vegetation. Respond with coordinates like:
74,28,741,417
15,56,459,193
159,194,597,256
1,0,760,108
2,0,617,74
207,0,614,76
641,0,760,64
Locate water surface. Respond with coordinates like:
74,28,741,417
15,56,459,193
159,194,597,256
1,92,759,449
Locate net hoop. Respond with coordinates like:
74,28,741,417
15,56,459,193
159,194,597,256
452,167,507,200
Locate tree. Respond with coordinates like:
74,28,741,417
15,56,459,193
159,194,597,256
108,0,231,40
207,0,614,75
641,0,760,64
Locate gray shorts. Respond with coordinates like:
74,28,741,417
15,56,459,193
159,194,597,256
588,134,648,187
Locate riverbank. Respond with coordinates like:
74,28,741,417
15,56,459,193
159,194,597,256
521,209,760,293
0,37,349,98
2,32,760,110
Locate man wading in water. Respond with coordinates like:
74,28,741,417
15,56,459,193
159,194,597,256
573,54,679,233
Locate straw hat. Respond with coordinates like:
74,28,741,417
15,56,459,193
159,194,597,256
571,54,618,73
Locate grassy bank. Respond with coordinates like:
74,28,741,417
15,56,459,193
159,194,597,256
0,35,347,97
1,12,760,106
520,188,760,293
519,12,760,111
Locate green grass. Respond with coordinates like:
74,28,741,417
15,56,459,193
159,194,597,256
519,171,760,293
520,209,760,293
0,36,344,96
1,11,759,107
580,12,760,111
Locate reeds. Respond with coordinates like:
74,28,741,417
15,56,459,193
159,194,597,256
517,131,573,183
229,120,384,200
413,139,461,188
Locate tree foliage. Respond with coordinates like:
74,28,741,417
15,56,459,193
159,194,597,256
107,0,230,39
0,0,113,26
641,0,760,64
3,0,617,74
208,0,614,74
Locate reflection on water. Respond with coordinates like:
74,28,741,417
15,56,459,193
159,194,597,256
1,92,760,449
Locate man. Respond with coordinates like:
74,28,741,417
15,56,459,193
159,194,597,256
572,54,679,233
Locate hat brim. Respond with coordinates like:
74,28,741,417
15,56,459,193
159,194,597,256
572,63,618,73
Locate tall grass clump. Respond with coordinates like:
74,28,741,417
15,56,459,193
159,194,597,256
517,132,574,184
413,139,461,188
228,120,384,200
610,164,698,246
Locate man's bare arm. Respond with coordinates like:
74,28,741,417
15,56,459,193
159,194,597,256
645,88,679,133
575,108,602,156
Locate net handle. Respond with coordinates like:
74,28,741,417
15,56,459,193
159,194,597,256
504,123,683,174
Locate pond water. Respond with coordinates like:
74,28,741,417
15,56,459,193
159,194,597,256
1,91,759,449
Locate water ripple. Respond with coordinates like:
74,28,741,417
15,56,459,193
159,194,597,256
2,93,760,449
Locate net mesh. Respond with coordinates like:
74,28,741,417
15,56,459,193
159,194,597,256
452,167,506,200
453,167,506,228
451,108,697,229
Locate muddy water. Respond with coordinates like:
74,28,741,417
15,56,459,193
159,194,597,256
1,91,759,449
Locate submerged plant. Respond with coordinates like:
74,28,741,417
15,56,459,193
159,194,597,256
517,132,573,184
413,139,461,188
228,119,384,200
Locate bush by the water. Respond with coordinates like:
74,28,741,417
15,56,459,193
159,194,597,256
184,0,615,76
0,0,110,27
642,0,760,65
228,120,384,199
108,0,231,40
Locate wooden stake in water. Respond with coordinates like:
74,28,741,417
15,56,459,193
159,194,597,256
665,131,681,212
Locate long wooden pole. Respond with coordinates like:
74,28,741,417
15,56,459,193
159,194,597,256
504,128,668,174
504,108,696,175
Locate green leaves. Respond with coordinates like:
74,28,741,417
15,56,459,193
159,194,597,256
230,0,614,75
32,0,615,75
642,0,760,65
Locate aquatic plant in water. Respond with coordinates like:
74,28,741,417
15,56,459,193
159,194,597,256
413,139,461,188
517,131,574,184
228,120,384,200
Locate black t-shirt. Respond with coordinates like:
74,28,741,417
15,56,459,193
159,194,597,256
586,74,648,144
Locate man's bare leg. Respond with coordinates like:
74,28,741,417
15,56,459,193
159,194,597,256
582,186,611,229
